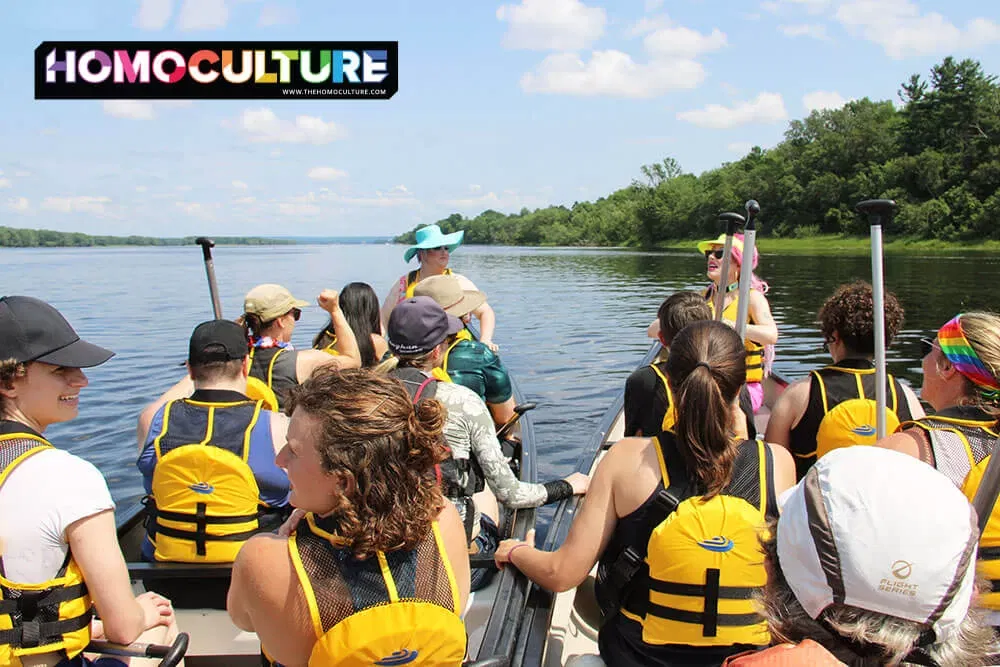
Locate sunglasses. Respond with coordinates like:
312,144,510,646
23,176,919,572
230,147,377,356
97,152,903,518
290,308,302,322
920,337,940,357
704,248,724,260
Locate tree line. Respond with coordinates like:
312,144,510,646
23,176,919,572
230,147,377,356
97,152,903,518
397,57,1000,248
0,227,292,248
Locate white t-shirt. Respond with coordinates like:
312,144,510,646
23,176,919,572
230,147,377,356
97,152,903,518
0,448,115,584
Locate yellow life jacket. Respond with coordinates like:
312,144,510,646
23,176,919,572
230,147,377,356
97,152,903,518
404,268,453,299
440,337,464,377
812,366,903,459
649,363,677,433
147,397,265,562
286,513,467,667
614,433,772,648
246,376,280,411
901,409,1000,609
0,433,93,665
707,291,764,384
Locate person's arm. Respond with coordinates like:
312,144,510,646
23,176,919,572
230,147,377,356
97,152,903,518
269,412,290,456
763,379,810,451
494,437,631,592
318,289,361,367
436,501,471,614
876,428,930,463
66,510,174,644
136,375,194,451
473,301,497,350
766,443,797,495
745,290,778,346
461,393,584,506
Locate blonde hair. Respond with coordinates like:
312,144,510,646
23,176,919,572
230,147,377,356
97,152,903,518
955,312,1000,416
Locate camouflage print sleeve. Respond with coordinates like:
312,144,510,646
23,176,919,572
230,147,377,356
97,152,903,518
440,383,548,509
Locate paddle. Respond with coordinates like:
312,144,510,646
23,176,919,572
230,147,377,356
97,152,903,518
714,212,745,322
195,237,223,319
733,200,761,341
855,199,895,440
86,632,189,667
495,402,537,441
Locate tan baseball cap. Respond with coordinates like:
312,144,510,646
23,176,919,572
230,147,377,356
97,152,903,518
412,274,486,318
243,284,309,322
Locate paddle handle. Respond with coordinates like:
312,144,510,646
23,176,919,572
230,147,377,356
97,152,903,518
195,237,224,320
855,199,896,440
87,632,189,667
734,200,760,341
870,224,888,439
714,213,744,322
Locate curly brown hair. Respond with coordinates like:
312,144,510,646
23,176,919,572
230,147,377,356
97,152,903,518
0,359,26,417
284,368,449,559
818,281,904,356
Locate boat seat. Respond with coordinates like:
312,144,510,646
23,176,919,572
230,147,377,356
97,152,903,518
128,562,234,610
572,575,604,632
127,561,234,580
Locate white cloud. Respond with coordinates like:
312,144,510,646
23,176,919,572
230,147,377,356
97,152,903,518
40,196,112,215
803,90,851,112
232,180,250,190
235,196,256,205
644,26,727,59
779,23,830,40
135,0,173,30
835,0,1000,58
521,50,705,98
645,0,664,10
0,172,10,189
442,188,549,211
469,184,482,193
307,167,349,181
6,197,29,212
177,0,229,31
175,201,217,219
236,108,346,144
677,92,788,128
102,100,156,120
728,141,754,154
763,0,830,13
13,170,31,178
135,185,148,193
497,0,606,50
629,15,671,37
258,4,297,26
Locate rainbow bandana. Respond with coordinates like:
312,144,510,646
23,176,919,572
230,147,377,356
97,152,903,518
938,315,1000,400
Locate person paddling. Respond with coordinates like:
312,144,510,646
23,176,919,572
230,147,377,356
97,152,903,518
766,281,922,479
381,224,498,351
0,296,178,667
240,284,360,410
495,320,795,666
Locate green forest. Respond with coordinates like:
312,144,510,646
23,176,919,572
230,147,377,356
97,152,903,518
398,57,1000,248
0,227,290,248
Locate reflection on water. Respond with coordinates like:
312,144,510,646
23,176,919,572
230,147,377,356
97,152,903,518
2,244,997,512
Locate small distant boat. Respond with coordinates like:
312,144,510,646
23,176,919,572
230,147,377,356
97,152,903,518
512,342,788,666
115,373,540,666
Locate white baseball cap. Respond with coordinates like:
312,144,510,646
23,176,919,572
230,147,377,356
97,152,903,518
777,446,979,642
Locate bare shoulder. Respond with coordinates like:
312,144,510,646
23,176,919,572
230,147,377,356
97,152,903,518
779,377,811,405
604,436,655,472
235,533,289,578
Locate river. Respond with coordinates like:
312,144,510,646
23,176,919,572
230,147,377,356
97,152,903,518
2,243,996,517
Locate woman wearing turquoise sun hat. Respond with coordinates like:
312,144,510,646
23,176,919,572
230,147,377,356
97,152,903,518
381,224,498,351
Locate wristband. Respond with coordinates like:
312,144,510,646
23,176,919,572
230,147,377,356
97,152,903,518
543,479,574,504
506,542,530,566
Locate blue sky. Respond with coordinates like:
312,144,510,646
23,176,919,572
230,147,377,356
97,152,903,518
1,0,998,237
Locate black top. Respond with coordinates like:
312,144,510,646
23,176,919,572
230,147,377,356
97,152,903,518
0,419,42,437
624,362,756,439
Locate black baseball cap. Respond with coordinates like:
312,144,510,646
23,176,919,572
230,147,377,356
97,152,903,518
388,297,464,356
188,320,249,365
0,296,114,368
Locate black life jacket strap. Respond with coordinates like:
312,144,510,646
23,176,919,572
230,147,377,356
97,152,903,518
0,605,93,649
979,546,1000,560
150,501,260,557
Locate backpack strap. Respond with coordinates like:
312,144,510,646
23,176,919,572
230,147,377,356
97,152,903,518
601,434,692,618
412,376,437,404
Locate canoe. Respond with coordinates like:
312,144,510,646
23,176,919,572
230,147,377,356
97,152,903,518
115,373,539,667
511,342,788,666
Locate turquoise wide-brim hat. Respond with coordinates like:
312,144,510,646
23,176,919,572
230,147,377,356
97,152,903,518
403,224,465,263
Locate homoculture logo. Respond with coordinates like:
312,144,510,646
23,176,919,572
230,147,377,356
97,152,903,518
35,41,398,100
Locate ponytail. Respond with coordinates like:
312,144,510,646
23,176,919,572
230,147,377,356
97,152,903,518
666,320,746,498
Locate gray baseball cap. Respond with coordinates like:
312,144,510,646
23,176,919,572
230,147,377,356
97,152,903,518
387,297,464,356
